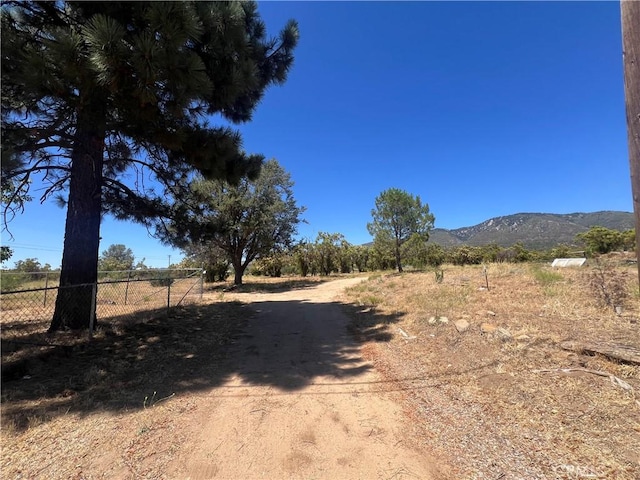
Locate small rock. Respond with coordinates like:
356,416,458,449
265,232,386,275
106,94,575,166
496,327,512,340
454,319,470,333
487,310,496,316
481,323,496,334
515,334,530,341
428,316,437,325
438,316,449,324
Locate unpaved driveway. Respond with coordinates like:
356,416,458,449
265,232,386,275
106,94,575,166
167,278,442,479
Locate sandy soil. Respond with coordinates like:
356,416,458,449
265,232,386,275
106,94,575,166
166,277,446,480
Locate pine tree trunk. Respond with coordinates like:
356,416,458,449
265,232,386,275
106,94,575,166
49,101,106,332
395,239,403,273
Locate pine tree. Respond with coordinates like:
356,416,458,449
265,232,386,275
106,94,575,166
367,188,435,273
1,2,298,330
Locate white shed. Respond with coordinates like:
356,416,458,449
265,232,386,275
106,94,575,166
551,258,587,267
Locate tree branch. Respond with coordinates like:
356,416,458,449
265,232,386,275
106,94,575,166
38,175,70,203
5,164,70,180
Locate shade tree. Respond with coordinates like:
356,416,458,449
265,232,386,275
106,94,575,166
158,159,304,285
2,1,298,330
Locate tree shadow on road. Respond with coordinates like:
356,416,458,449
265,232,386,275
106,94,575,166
1,294,402,432
225,298,403,391
205,276,334,294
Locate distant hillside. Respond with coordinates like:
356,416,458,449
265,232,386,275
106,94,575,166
429,211,635,250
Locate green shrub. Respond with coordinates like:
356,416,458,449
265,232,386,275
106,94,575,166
205,261,230,282
251,256,283,277
0,273,27,292
531,266,564,286
434,269,444,283
149,275,174,287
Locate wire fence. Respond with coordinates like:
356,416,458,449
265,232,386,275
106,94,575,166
0,268,204,327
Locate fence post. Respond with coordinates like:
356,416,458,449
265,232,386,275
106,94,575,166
124,270,131,305
89,282,97,339
200,264,204,300
166,269,171,311
43,272,49,306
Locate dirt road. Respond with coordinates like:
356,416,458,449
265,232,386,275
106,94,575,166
167,278,442,480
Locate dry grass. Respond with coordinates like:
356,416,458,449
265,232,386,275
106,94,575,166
343,260,640,479
0,276,203,323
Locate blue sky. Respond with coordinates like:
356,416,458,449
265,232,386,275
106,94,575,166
2,1,633,268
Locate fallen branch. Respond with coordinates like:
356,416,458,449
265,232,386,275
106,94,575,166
560,340,640,365
397,327,416,340
153,392,175,406
533,367,638,407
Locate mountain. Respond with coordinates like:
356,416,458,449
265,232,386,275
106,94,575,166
429,211,635,250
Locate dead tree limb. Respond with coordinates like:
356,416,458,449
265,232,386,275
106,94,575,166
560,340,640,365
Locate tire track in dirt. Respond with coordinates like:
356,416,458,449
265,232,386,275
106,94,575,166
167,278,443,479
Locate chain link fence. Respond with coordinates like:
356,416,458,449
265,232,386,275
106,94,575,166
0,268,204,327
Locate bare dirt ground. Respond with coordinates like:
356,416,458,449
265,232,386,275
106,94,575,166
166,277,448,480
3,263,638,479
1,276,451,479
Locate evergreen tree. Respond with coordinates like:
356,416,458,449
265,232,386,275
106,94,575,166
367,188,435,272
98,244,135,271
1,2,298,330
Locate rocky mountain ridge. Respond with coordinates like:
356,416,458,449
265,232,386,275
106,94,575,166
429,211,634,250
